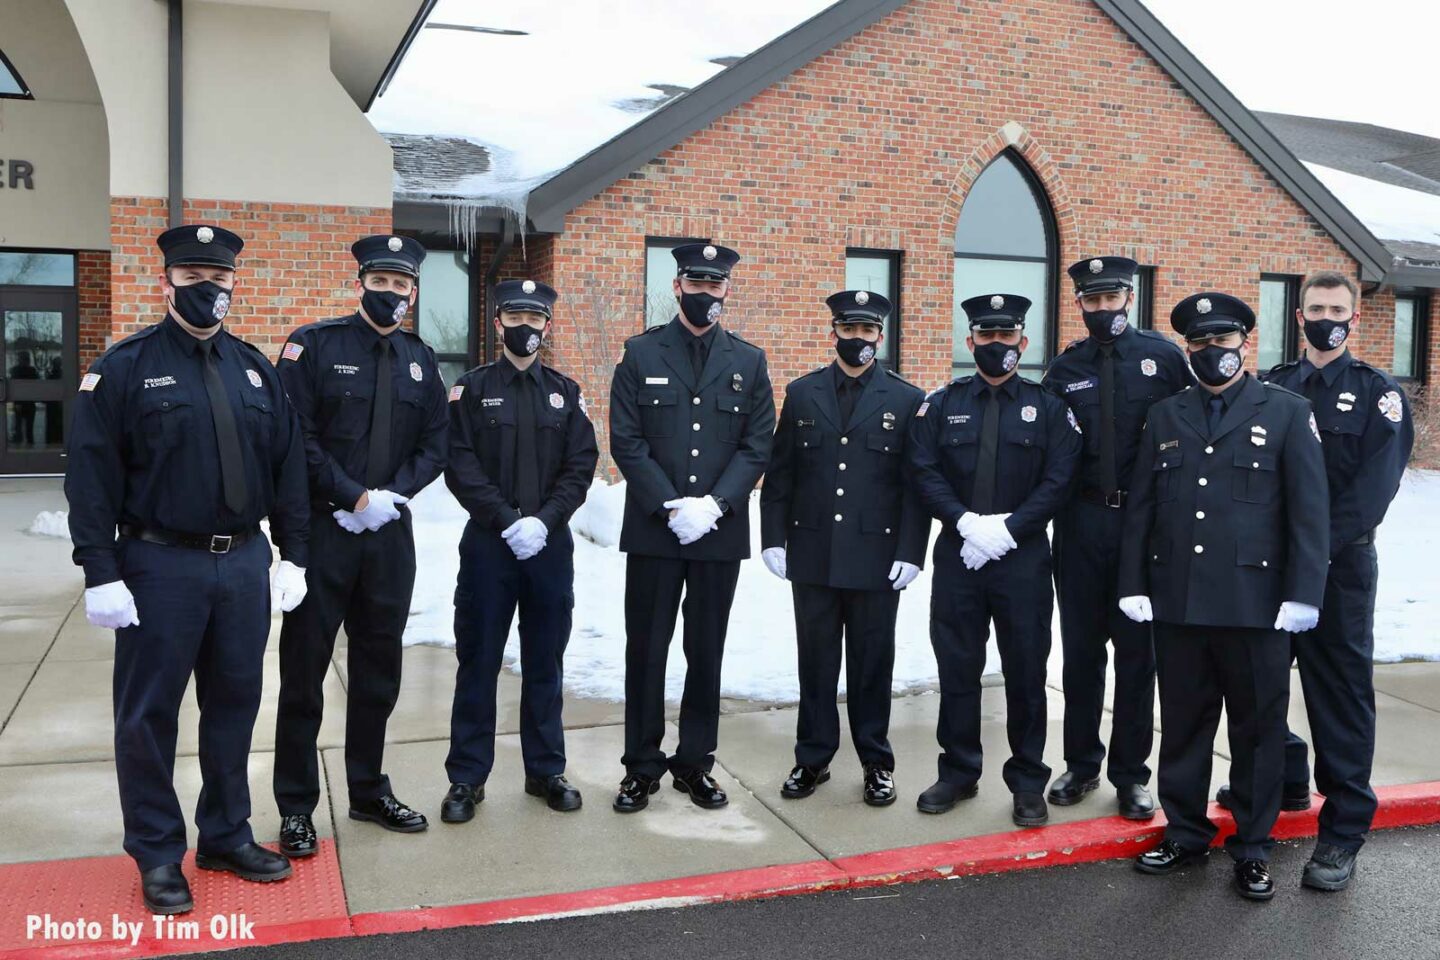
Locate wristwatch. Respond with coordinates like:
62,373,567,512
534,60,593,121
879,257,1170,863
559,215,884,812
712,496,730,515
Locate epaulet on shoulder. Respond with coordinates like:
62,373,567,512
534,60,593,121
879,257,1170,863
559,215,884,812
1018,373,1042,387
233,338,271,361
884,368,920,390
793,366,827,384
727,329,760,349
1135,328,1170,343
545,365,578,388
105,323,163,357
625,326,663,343
1265,358,1302,377
1062,336,1086,353
1261,380,1305,401
311,316,351,332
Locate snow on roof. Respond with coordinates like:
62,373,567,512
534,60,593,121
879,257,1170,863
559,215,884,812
1305,162,1440,249
368,0,835,221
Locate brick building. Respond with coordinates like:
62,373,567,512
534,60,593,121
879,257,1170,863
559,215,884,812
2,0,1435,477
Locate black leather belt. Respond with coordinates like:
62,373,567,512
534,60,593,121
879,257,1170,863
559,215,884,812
119,522,259,554
1349,530,1375,546
1078,486,1127,509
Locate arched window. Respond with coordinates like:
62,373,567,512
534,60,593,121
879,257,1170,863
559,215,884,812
0,49,31,99
952,150,1056,374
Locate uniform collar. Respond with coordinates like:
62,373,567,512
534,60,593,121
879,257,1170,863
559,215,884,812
966,372,1020,400
1210,372,1250,409
162,315,231,361
832,360,876,390
500,355,544,386
1301,349,1353,388
346,311,399,349
1089,323,1136,359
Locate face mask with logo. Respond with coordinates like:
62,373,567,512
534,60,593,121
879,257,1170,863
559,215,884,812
170,280,232,329
1189,344,1244,386
362,288,410,328
680,291,724,327
1082,306,1129,342
1303,318,1351,352
502,321,546,357
973,339,1021,378
834,332,879,367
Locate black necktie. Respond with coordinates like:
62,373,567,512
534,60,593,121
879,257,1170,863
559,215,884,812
972,386,1001,513
689,335,706,381
366,337,392,487
1207,395,1225,436
513,371,542,515
838,376,861,426
198,338,248,515
1098,344,1118,495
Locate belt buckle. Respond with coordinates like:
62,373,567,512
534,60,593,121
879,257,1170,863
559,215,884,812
209,534,233,554
1104,490,1124,509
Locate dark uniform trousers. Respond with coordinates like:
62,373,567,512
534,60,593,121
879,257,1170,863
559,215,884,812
447,522,574,784
1155,622,1291,861
1052,500,1154,786
622,555,741,780
114,534,272,871
930,531,1053,793
792,583,899,770
274,510,416,813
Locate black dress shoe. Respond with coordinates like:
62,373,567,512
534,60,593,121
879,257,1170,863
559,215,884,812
441,783,483,823
1012,791,1049,827
1135,839,1208,875
1234,858,1275,901
195,842,291,882
1117,784,1156,820
526,774,583,812
140,864,193,915
349,794,428,832
1216,782,1311,812
1302,843,1358,891
862,764,896,807
781,764,830,799
916,779,978,814
613,773,660,813
1047,771,1100,806
279,814,318,857
672,769,728,809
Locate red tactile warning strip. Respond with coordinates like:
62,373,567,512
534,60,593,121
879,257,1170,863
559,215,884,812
5,783,1440,958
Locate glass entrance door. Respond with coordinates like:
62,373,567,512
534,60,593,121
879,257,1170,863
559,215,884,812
1,287,77,474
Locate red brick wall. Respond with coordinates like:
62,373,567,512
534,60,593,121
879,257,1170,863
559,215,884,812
107,196,391,359
542,0,1366,457
76,250,110,371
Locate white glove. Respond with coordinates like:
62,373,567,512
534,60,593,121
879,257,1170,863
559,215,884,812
960,541,991,571
889,561,920,590
332,509,367,535
762,546,787,580
85,580,139,629
1275,601,1320,633
353,489,409,532
957,512,1016,561
271,560,308,613
502,516,549,560
1119,595,1153,623
663,496,724,545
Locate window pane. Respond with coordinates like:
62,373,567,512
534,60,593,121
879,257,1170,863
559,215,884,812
1132,269,1149,329
1394,299,1417,379
646,243,684,329
1257,279,1290,372
953,258,1048,373
4,309,65,381
0,252,75,286
0,51,26,97
416,249,469,356
6,402,62,451
954,155,1047,258
844,255,894,363
437,358,469,388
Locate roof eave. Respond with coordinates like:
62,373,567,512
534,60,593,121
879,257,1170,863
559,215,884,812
364,0,441,112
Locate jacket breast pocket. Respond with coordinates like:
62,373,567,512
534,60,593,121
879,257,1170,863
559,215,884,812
1153,451,1183,502
637,386,676,438
796,422,825,456
1232,451,1278,504
240,391,275,449
715,393,746,444
322,380,371,440
140,393,194,454
942,426,978,470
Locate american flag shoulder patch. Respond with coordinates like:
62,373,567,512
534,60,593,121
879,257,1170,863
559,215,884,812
916,401,929,418
79,372,101,392
449,384,465,402
281,342,304,362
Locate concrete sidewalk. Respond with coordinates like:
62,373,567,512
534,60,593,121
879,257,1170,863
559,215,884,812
3,476,1440,927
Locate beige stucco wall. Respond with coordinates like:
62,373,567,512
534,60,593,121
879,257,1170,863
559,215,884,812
0,0,110,249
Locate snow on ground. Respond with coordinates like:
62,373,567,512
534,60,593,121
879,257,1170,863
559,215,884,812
28,510,69,538
1305,163,1440,245
1371,470,1440,662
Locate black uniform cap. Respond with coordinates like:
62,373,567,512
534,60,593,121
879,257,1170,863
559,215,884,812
826,289,891,327
1068,255,1137,295
1170,292,1256,340
157,224,243,269
961,293,1030,330
672,242,740,281
351,234,426,279
495,279,558,319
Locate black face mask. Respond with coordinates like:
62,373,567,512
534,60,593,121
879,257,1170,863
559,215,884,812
834,333,879,367
680,291,724,327
502,321,546,357
170,280,232,329
362,288,410,328
1082,307,1129,342
973,340,1021,378
1303,318,1351,352
1189,344,1244,386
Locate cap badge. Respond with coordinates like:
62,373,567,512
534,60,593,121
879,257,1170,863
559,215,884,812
855,290,869,305
387,237,403,252
990,295,1005,310
1089,258,1104,274
197,227,214,244
522,280,537,294
702,245,718,260
1021,405,1037,423
1197,298,1213,315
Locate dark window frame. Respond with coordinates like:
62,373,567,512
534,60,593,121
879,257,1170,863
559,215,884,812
844,246,903,373
1393,293,1429,385
0,48,32,100
1260,273,1302,367
644,235,708,331
1133,265,1156,331
397,231,479,378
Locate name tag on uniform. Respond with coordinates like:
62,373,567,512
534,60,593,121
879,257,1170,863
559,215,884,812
1159,440,1178,451
1065,379,1095,393
645,377,669,385
797,418,815,427
482,397,503,407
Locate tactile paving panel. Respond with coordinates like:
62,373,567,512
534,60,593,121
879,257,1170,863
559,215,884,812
0,840,348,958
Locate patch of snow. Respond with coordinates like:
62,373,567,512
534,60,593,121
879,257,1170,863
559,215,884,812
1372,469,1440,662
1305,163,1440,246
28,510,70,538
